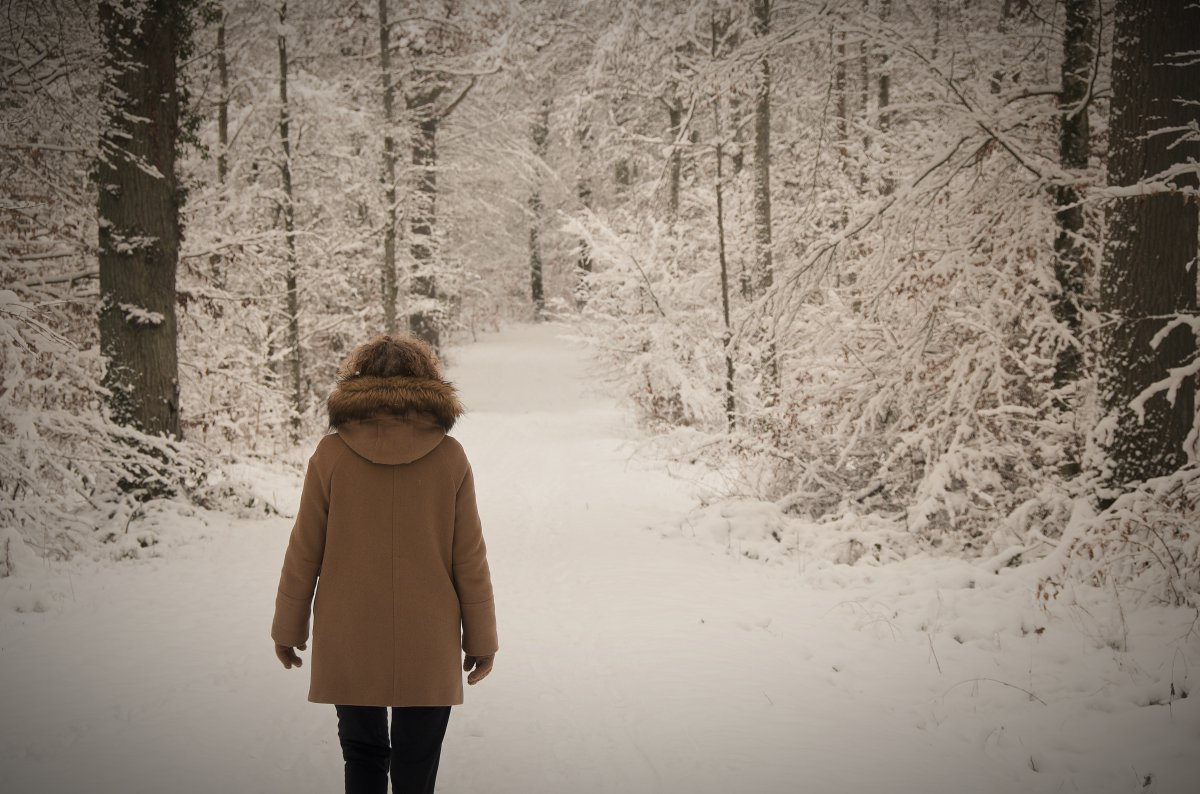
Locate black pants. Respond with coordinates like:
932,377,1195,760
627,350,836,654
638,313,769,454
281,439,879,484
334,704,451,794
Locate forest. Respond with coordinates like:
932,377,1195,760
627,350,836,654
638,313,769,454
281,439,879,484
2,0,1198,608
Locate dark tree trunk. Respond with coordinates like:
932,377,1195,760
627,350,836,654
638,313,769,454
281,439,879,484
378,0,399,333
751,0,779,402
529,96,550,318
711,21,736,431
210,8,229,290
666,98,683,220
216,11,229,185
834,31,849,174
858,1,870,190
575,113,593,308
1097,0,1199,491
1052,0,1095,392
277,0,303,437
877,0,893,194
409,114,440,349
97,0,184,440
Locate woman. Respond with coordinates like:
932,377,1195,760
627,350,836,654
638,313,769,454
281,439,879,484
271,333,498,794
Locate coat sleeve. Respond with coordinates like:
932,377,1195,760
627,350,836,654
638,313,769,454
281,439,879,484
452,462,499,656
271,441,335,648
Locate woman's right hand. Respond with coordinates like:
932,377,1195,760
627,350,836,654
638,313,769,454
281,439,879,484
463,653,494,685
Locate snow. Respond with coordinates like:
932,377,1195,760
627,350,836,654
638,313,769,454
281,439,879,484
1,323,1198,794
118,303,165,326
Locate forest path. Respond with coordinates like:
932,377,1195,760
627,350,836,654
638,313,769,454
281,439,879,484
1,324,1195,794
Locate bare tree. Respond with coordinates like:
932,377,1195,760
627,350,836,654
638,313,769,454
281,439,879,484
529,96,550,318
276,0,303,437
751,0,779,401
378,0,400,333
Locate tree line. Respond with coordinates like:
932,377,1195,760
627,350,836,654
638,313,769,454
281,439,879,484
1,0,1196,598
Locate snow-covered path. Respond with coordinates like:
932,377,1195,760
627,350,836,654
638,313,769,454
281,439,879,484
1,324,1197,794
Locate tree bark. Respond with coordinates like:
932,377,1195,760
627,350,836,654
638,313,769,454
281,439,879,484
1052,0,1095,391
710,24,736,432
858,1,870,190
751,0,779,403
877,0,893,194
216,11,229,186
409,114,440,349
834,30,849,174
378,0,399,333
666,97,683,221
1097,0,1199,491
277,0,303,437
529,96,550,318
575,112,593,307
97,0,184,440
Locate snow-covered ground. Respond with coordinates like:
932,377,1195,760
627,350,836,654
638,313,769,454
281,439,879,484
1,323,1197,794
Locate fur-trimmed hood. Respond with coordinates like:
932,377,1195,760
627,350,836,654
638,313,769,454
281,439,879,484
327,376,465,466
327,376,464,431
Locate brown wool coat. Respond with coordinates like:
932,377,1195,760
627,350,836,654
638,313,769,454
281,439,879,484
271,376,498,707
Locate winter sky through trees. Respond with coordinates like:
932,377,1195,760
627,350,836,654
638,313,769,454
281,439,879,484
2,0,1199,791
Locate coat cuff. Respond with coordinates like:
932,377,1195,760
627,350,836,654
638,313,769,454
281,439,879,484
461,597,498,656
271,590,311,647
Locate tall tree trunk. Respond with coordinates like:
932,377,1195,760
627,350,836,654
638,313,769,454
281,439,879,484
1052,0,1095,392
529,96,550,318
858,1,870,191
1097,0,1199,492
710,41,736,432
277,0,303,437
751,0,779,402
97,0,183,440
377,0,399,333
666,97,683,221
216,10,229,186
877,0,893,194
575,113,593,307
409,114,440,349
834,30,849,174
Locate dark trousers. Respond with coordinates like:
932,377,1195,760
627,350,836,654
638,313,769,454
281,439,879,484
334,704,452,794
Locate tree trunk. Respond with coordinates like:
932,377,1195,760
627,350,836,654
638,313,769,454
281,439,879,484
834,30,849,174
666,98,683,220
751,0,779,402
575,113,593,308
216,11,229,186
529,96,550,318
1097,0,1199,491
711,55,736,432
277,0,303,437
378,0,399,333
877,0,893,194
409,114,440,349
1052,0,1095,392
858,0,870,190
97,0,183,440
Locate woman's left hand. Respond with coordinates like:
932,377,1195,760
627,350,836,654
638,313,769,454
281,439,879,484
275,643,306,669
463,653,494,685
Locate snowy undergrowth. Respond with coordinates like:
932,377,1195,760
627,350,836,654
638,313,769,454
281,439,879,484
0,290,303,587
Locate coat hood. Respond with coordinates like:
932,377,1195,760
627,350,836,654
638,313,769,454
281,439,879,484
336,413,446,464
327,375,465,465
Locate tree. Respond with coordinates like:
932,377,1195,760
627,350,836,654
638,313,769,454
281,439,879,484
750,0,778,402
97,0,191,439
1052,0,1095,392
1096,0,1199,492
378,0,401,333
276,0,303,437
528,96,550,318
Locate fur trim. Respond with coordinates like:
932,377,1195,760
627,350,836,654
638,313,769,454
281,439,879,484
327,376,464,431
